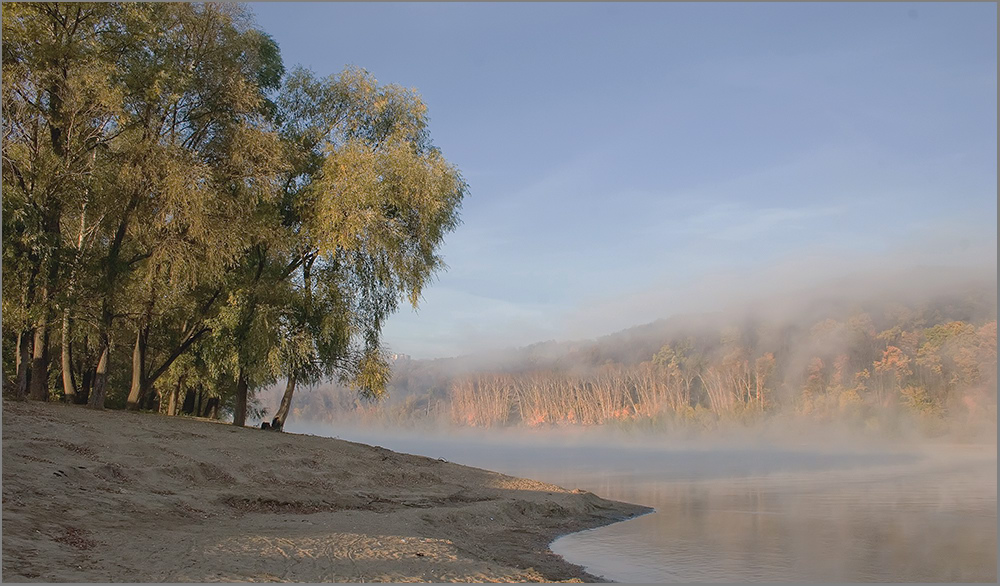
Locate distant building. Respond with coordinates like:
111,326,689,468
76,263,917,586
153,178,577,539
391,353,411,362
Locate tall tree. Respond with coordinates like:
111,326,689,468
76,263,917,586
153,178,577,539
4,4,466,425
2,3,122,401
72,3,284,409
227,66,468,428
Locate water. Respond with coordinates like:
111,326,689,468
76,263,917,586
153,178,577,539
550,453,997,582
289,422,997,582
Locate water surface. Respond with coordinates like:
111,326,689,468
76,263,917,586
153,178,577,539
290,422,997,582
551,449,996,582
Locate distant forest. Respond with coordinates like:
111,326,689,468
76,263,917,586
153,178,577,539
263,278,997,439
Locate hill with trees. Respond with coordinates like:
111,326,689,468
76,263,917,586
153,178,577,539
268,270,996,439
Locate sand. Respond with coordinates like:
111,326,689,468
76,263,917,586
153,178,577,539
1,400,649,582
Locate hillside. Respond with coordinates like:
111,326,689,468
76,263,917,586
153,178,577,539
260,268,997,436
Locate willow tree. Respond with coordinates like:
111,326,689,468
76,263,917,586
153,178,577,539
4,4,465,423
72,2,285,409
2,3,123,401
223,66,467,428
114,3,286,410
2,3,284,408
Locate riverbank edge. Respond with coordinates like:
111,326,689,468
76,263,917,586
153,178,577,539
549,508,658,582
1,400,652,582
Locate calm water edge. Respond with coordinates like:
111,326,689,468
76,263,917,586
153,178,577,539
290,422,998,583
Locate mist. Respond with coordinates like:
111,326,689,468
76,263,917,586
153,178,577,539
259,249,997,450
267,254,996,581
559,227,997,344
382,220,997,359
283,407,996,583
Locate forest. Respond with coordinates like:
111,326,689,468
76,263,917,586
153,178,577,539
1,3,467,426
271,279,997,439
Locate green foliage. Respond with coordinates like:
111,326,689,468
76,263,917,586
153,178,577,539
3,3,465,423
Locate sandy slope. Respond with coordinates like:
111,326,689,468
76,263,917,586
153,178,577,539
1,400,649,582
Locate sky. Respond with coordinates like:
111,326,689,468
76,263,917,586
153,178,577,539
250,2,998,359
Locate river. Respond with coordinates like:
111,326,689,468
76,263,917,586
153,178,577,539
288,422,997,582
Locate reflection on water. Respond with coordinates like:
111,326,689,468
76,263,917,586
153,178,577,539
290,423,997,583
551,454,997,582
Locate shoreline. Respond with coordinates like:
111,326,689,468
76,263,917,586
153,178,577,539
1,400,650,582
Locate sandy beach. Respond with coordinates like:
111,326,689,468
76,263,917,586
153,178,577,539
1,400,649,582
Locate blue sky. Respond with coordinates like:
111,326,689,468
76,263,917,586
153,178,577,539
251,2,997,359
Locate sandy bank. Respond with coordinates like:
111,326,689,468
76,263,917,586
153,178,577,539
1,400,649,582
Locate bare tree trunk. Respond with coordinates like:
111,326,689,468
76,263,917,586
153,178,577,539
58,199,89,404
15,330,32,400
87,202,133,410
167,378,180,416
28,320,49,401
233,371,248,426
88,341,109,409
125,327,147,410
143,326,209,395
273,373,296,429
61,310,77,403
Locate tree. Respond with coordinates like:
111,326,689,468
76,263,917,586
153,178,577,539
653,338,702,410
15,3,283,410
753,352,775,410
873,346,911,407
98,3,284,410
4,4,465,427
2,3,122,401
223,66,467,428
2,3,287,410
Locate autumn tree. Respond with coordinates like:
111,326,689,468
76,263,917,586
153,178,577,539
227,66,466,428
2,3,122,401
3,3,465,427
98,3,285,411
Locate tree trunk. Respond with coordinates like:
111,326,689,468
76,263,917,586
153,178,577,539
126,327,147,410
88,341,109,409
204,397,219,419
143,326,209,395
87,202,133,410
167,380,179,416
28,321,49,401
233,370,248,426
273,373,296,429
61,310,77,403
181,389,195,415
140,384,157,411
58,197,89,404
79,367,94,405
15,329,32,400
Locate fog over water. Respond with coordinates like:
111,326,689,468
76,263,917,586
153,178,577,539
551,447,996,583
288,421,997,582
266,11,996,577
266,260,997,582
